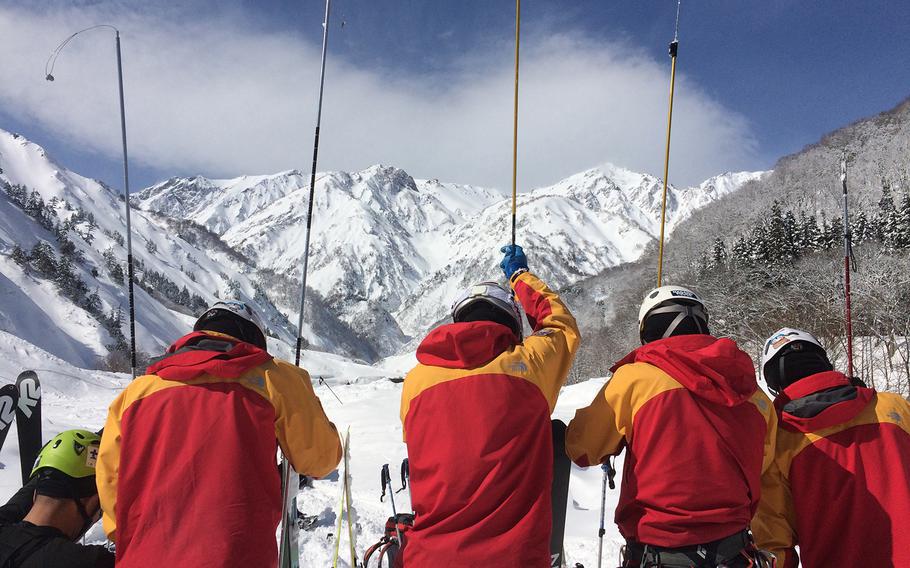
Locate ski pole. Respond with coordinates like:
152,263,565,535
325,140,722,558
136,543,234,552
381,464,404,545
318,376,344,405
294,0,332,368
510,0,521,246
46,26,139,378
395,458,411,506
283,3,332,566
597,462,609,568
656,0,682,287
841,151,856,378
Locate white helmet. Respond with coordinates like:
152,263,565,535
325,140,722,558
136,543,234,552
760,327,825,383
195,300,267,347
638,285,708,343
451,282,523,339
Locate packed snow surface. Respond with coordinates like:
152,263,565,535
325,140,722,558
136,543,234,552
0,330,625,566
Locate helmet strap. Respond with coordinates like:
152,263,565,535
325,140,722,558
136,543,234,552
647,304,708,339
72,495,96,541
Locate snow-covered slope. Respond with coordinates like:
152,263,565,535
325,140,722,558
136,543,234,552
138,163,763,344
0,128,371,366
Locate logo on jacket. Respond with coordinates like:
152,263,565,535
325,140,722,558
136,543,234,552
889,411,902,423
246,376,266,390
507,361,529,374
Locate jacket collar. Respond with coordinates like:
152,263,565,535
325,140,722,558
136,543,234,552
416,321,518,369
146,331,272,381
775,371,875,432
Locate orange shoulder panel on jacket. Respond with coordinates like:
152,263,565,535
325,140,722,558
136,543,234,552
565,362,683,467
264,358,342,478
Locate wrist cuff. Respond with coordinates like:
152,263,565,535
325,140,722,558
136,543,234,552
509,268,529,283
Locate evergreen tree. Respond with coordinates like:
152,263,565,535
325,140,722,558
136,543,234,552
30,242,57,276
103,248,125,284
731,236,751,267
877,183,900,248
84,290,103,314
783,210,800,255
11,245,28,267
852,211,870,243
803,213,824,251
710,238,728,270
896,193,910,248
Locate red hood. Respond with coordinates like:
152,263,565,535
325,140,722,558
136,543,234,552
146,331,272,381
611,335,757,406
775,370,875,432
416,321,518,369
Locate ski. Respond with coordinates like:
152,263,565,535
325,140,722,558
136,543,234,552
278,458,300,568
332,427,355,567
550,419,571,568
0,384,18,454
15,371,42,484
343,429,357,566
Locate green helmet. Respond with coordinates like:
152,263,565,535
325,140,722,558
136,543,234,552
31,429,101,481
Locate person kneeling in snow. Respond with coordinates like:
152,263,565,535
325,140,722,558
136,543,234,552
0,429,113,567
97,301,342,568
752,327,910,567
399,244,580,567
566,286,776,567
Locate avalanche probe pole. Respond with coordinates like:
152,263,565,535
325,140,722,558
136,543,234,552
114,32,138,379
294,0,332,367
510,0,521,246
841,152,856,378
281,2,332,567
656,0,681,287
46,26,138,378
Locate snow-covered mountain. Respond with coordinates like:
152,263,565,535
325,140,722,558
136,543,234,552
138,164,763,343
0,128,374,368
0,125,760,366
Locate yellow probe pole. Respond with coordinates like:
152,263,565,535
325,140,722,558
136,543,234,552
510,0,521,246
656,2,681,287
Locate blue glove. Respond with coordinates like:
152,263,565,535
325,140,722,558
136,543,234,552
500,244,529,280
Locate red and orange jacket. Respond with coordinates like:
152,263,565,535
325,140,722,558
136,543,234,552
97,331,342,568
399,271,579,567
752,371,910,567
566,335,776,548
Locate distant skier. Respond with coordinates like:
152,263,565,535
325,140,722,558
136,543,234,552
566,286,776,567
97,301,342,568
752,327,910,567
0,429,114,567
399,244,580,566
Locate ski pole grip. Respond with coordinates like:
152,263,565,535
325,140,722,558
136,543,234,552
669,40,679,57
381,463,392,501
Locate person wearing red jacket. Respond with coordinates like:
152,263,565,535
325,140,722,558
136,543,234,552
399,245,580,567
566,286,776,568
97,301,342,568
752,327,910,567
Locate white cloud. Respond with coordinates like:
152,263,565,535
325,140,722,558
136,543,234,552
0,4,757,189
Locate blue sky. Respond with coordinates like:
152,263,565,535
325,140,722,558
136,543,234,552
0,0,907,191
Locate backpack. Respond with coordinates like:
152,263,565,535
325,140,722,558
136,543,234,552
362,513,414,568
